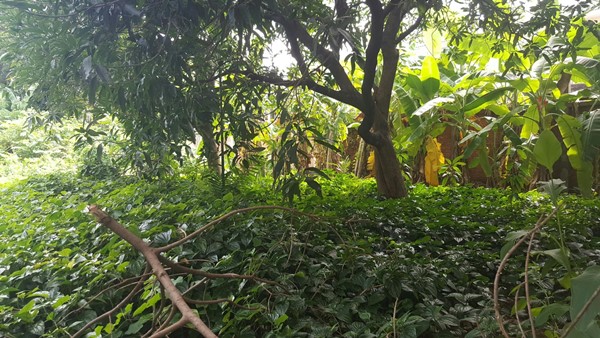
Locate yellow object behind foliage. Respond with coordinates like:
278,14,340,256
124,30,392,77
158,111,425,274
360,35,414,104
367,150,375,172
424,137,445,186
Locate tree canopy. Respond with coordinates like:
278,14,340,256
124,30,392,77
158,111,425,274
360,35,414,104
0,0,599,197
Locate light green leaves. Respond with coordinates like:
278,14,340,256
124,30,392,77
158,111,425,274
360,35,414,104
534,130,562,172
557,115,584,170
420,56,440,101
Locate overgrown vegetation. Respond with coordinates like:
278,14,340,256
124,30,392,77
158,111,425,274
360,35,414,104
1,1,599,337
1,1,599,198
1,172,598,337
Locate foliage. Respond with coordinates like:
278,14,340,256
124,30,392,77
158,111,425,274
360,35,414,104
0,171,598,337
0,110,79,182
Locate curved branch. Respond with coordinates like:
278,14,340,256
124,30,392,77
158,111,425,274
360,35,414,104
148,317,188,338
88,205,217,338
238,70,363,110
396,15,424,44
156,205,318,253
493,208,559,338
525,231,537,338
183,297,261,310
265,11,362,106
158,255,285,289
358,0,385,146
71,265,151,338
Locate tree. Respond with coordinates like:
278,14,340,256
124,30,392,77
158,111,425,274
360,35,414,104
0,0,596,197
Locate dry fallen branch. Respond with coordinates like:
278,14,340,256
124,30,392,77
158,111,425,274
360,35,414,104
71,264,151,338
159,255,286,290
86,204,311,337
156,205,319,253
88,205,217,338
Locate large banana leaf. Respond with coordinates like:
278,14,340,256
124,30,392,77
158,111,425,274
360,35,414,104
581,110,600,161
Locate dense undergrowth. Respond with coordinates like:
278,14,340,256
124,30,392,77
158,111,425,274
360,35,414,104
0,171,598,337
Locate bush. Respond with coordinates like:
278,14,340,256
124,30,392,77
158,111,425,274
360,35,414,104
0,172,598,337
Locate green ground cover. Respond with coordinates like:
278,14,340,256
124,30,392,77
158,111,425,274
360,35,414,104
0,172,598,337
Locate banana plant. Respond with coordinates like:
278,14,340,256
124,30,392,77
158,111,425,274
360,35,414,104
517,30,600,197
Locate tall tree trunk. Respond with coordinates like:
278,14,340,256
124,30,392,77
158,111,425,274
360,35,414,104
371,108,407,198
196,121,221,174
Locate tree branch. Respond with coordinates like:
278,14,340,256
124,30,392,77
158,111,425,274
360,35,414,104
158,255,285,289
377,2,405,115
396,15,425,44
358,0,385,145
88,205,217,338
493,208,559,338
148,317,188,338
266,12,361,102
71,265,151,338
156,205,318,253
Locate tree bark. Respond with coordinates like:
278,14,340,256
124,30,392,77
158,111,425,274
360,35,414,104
196,120,221,174
261,1,432,198
371,108,407,198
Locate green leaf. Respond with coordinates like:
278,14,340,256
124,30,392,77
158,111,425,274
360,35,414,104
462,87,513,115
581,110,600,161
567,266,600,337
305,177,323,198
395,84,418,116
133,293,161,316
534,130,562,171
535,303,569,327
405,74,424,96
125,317,150,335
534,248,570,270
423,27,442,58
52,295,71,309
274,314,288,326
478,148,492,177
577,161,594,198
420,56,440,100
304,167,331,180
557,115,584,170
520,105,540,139
412,97,454,117
17,299,38,323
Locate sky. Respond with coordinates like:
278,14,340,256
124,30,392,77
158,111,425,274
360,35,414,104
264,0,600,70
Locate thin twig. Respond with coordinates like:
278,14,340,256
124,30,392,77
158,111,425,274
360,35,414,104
494,208,559,338
392,298,399,338
156,205,318,253
183,296,261,310
64,272,151,320
148,317,188,338
514,283,527,337
71,265,151,338
525,231,537,338
560,286,600,338
158,255,285,289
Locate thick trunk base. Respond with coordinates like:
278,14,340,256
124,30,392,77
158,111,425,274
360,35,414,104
374,139,407,198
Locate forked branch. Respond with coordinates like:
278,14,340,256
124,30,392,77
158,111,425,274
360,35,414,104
88,205,217,338
86,204,314,337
